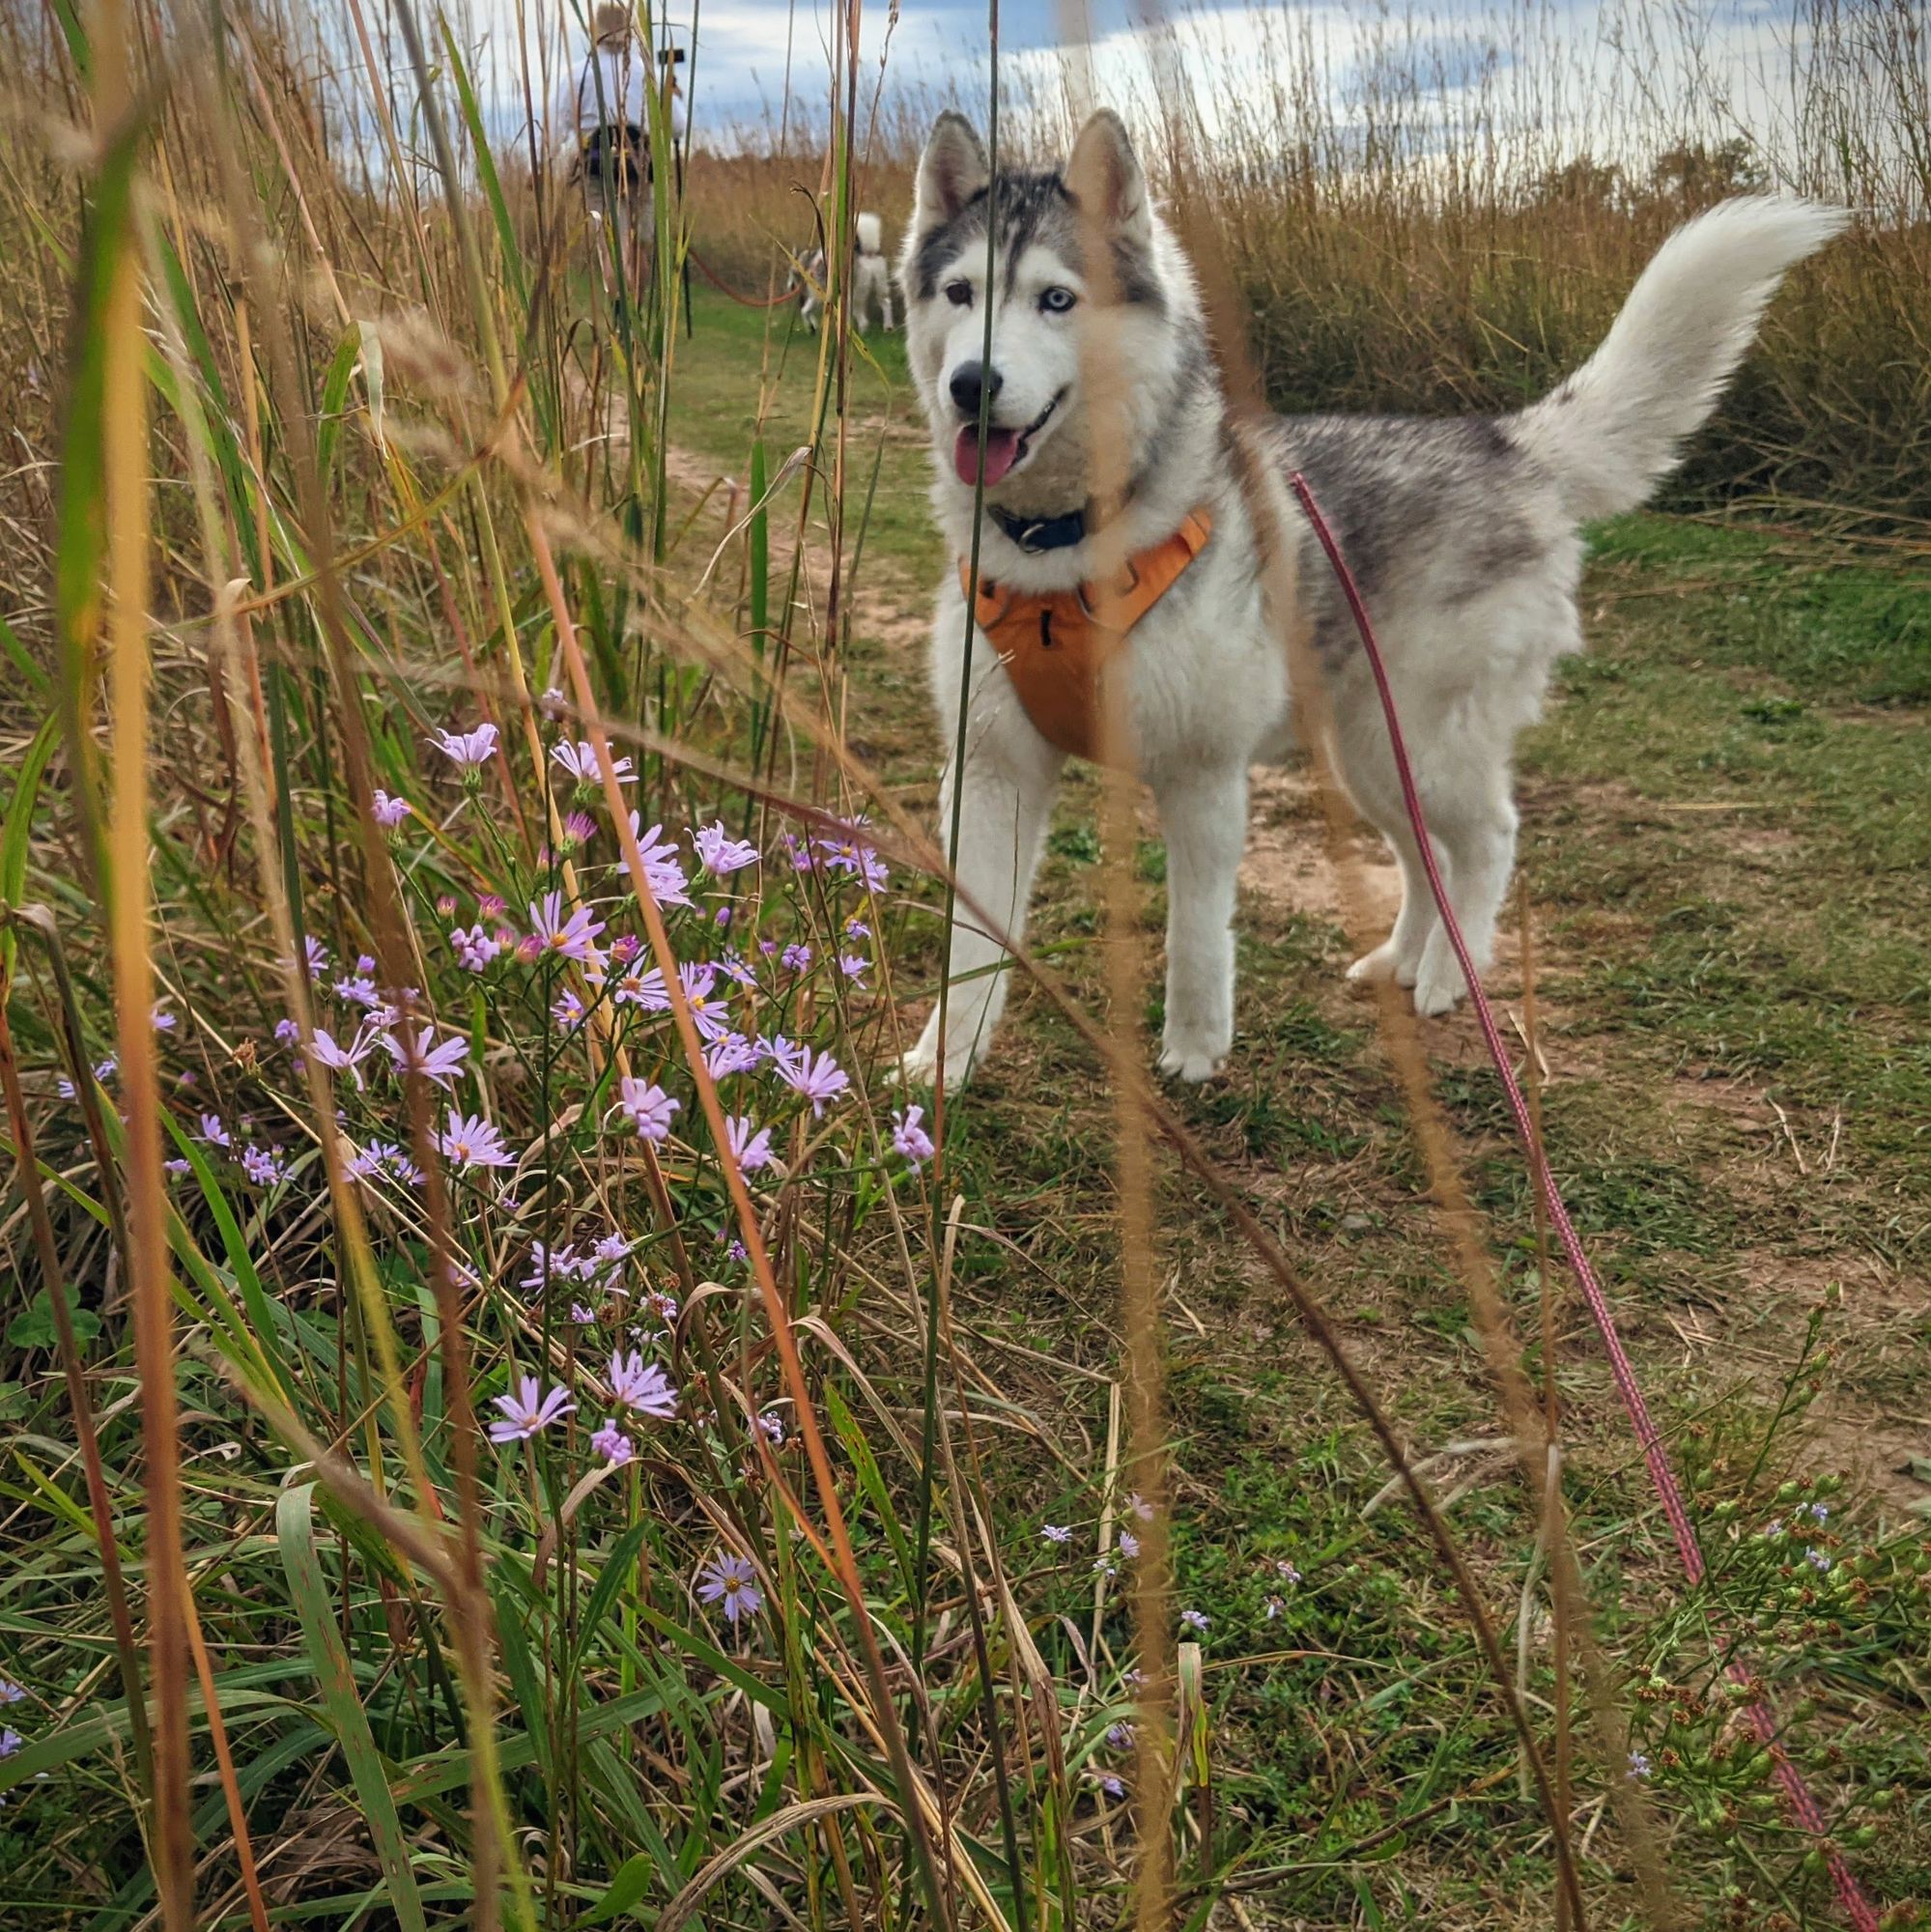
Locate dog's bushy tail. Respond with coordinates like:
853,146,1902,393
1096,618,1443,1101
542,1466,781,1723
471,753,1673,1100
1511,196,1848,523
855,211,883,257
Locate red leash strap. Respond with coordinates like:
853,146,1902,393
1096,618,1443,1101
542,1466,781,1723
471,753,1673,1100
1291,471,1880,1932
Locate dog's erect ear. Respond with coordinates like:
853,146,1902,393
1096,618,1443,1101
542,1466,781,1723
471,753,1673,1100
1066,109,1150,250
914,113,990,233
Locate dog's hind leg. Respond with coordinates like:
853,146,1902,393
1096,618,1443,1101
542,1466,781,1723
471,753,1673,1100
1346,818,1446,991
901,734,1063,1088
1409,794,1517,1016
1153,762,1249,1081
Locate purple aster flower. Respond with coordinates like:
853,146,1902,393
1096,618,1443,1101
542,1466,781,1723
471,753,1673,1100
449,923,501,973
552,738,636,784
307,1024,375,1089
428,722,498,767
693,820,759,874
303,936,328,981
781,942,812,972
617,1077,679,1142
93,1056,117,1083
521,1241,582,1290
1806,1548,1832,1573
724,1115,774,1172
608,933,641,965
382,1025,469,1088
571,1302,598,1325
678,962,731,1041
1179,1608,1209,1634
151,1004,177,1032
164,1156,191,1176
487,1375,575,1444
1127,1492,1156,1522
817,820,889,889
1096,1773,1125,1799
335,974,380,1007
612,962,667,1010
591,1232,633,1268
1105,1721,1134,1749
552,987,586,1031
1118,1530,1141,1559
241,1145,286,1186
772,1042,849,1117
623,816,692,907
838,952,868,982
757,1410,785,1444
716,951,758,990
590,1416,635,1464
199,1113,231,1149
609,1350,677,1418
371,789,411,829
1627,1751,1652,1779
439,1109,516,1170
892,1105,934,1166
1272,1558,1301,1584
1807,1501,1831,1523
55,1074,75,1099
526,891,607,965
273,1017,300,1046
559,810,598,854
705,1033,760,1079
0,1728,20,1760
844,917,870,939
697,1552,764,1624
539,684,567,720
1042,1523,1071,1546
0,1680,23,1705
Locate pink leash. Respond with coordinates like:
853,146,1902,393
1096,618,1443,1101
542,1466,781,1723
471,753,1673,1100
1291,472,1880,1932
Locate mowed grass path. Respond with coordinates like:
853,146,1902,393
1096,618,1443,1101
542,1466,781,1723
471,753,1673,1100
663,284,1931,1922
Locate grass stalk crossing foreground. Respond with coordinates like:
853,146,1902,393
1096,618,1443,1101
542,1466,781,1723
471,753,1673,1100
0,1,1927,1927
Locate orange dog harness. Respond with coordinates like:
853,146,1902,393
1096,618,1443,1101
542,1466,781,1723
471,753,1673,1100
960,511,1214,762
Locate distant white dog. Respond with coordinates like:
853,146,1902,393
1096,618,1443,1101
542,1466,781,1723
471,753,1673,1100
794,212,895,332
896,107,1845,1088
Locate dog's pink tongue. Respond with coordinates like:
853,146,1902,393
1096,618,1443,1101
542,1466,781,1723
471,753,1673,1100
953,424,1020,487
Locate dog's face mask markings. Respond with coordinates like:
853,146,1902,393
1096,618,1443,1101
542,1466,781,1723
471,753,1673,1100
901,110,1167,502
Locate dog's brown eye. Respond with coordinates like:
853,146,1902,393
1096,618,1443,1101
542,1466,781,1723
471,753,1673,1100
1039,285,1077,314
945,279,973,308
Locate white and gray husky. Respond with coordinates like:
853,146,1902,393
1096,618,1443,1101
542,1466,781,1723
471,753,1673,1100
896,107,1844,1087
795,211,895,332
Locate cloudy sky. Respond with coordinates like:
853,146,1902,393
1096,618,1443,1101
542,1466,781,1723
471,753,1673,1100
454,0,1829,180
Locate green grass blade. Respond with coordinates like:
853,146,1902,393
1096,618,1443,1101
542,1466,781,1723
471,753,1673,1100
276,1483,431,1932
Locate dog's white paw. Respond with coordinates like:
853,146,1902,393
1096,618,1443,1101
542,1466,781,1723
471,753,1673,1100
1158,1028,1229,1084
1347,941,1398,984
1410,955,1469,1017
894,1022,978,1092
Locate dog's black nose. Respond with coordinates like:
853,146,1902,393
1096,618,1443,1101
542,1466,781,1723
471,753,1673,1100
949,360,1002,417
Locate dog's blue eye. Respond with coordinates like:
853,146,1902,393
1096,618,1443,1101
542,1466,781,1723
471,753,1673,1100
945,279,973,308
1039,286,1077,314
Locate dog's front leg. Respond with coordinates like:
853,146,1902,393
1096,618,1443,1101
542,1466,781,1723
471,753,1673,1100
1153,762,1248,1081
901,740,1061,1089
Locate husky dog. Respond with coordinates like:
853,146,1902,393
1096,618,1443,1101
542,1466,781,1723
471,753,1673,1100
895,107,1844,1087
795,211,896,332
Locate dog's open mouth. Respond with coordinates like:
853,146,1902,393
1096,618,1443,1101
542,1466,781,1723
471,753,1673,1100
952,389,1065,488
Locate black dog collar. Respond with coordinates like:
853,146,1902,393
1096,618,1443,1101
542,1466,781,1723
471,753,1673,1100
990,504,1089,554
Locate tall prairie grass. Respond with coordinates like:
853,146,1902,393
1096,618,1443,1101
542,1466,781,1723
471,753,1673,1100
0,0,1925,1927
